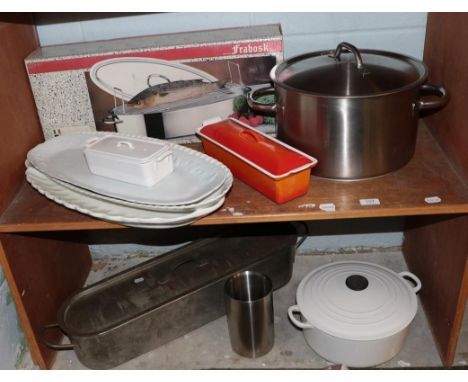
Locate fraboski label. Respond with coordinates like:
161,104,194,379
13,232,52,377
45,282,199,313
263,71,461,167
27,39,283,74
232,42,272,55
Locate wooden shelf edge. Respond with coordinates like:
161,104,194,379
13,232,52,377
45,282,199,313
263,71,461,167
2,203,468,233
0,221,124,233
197,204,468,225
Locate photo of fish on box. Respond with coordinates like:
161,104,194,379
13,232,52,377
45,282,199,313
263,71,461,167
85,56,276,141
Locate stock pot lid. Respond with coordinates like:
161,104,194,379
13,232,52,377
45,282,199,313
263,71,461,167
296,261,419,340
273,42,427,97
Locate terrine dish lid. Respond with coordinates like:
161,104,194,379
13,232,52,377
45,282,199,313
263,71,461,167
197,118,318,179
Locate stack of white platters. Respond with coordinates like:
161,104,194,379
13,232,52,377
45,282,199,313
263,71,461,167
25,132,232,229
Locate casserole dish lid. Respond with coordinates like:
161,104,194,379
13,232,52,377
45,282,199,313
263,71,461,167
296,261,421,341
272,42,428,97
197,118,317,179
85,135,172,164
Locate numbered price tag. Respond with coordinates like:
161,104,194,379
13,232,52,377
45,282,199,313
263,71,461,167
425,196,442,204
319,203,336,212
359,198,381,206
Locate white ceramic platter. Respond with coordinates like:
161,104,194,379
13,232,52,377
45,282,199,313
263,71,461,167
25,159,232,212
25,167,225,229
53,172,232,213
27,132,231,206
89,57,218,101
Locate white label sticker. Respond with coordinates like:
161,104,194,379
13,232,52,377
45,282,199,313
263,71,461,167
425,196,442,204
359,198,381,206
298,203,316,209
319,203,336,212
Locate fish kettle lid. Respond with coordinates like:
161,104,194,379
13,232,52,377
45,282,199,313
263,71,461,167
56,229,297,337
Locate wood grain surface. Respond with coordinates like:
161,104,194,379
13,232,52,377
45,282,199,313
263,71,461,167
403,214,468,366
0,233,91,369
400,12,468,367
0,15,92,370
423,12,468,184
0,15,43,214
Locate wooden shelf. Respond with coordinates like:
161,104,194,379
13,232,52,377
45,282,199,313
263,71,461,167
1,123,468,234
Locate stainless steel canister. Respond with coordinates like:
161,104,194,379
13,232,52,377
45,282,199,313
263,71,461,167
224,271,274,358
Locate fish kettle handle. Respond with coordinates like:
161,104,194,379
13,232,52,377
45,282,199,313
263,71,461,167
157,256,209,285
41,323,74,351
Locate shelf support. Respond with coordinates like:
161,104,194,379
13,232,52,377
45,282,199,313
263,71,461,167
0,233,91,369
403,214,468,366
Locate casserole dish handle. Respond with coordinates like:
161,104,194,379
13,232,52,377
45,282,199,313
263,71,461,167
398,271,422,293
41,323,74,351
247,87,276,114
288,305,314,329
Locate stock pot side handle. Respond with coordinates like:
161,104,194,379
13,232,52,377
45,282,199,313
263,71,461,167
247,87,277,114
287,305,314,329
417,83,449,111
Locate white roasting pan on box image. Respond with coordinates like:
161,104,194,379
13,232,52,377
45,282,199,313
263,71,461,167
90,57,244,138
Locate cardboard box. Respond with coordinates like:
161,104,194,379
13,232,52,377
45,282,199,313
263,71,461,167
25,24,283,141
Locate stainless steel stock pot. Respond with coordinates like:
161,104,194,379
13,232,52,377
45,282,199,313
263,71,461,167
248,42,448,179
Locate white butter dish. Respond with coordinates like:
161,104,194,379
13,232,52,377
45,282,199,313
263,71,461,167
84,135,173,187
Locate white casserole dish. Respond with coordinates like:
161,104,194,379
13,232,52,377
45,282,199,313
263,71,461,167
84,135,173,187
288,261,422,368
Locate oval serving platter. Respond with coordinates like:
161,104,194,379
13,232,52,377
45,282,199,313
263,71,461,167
27,132,231,206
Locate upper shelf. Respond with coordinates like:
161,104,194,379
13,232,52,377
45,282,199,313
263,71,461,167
1,123,468,233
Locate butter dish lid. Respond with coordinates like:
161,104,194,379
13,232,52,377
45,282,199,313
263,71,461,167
85,135,172,164
197,118,317,179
